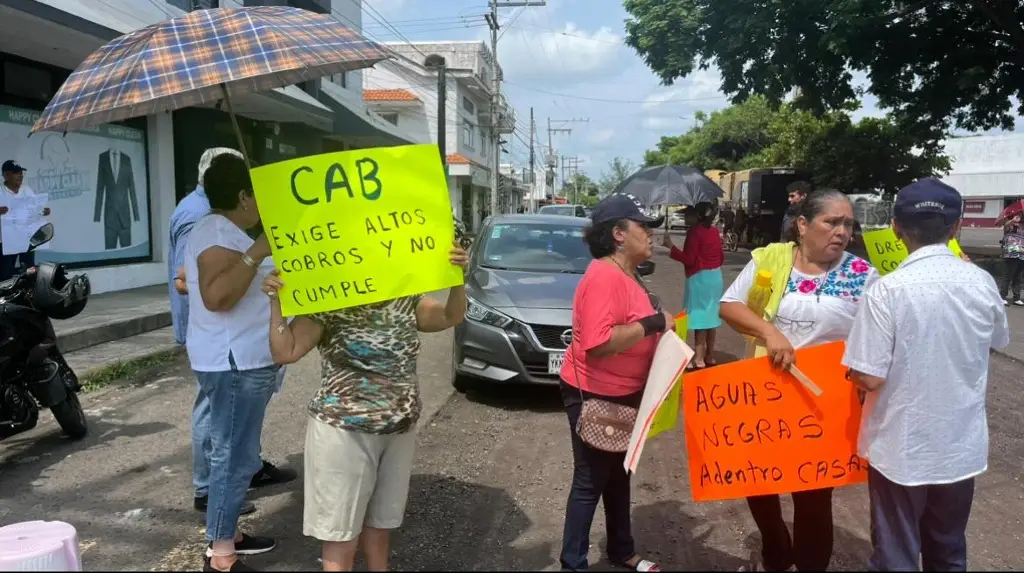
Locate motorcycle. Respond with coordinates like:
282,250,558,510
0,223,91,441
454,217,472,251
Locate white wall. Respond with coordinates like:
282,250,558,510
454,84,491,167
364,63,458,155
85,112,176,294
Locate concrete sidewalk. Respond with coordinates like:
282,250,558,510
999,304,1024,363
54,284,177,379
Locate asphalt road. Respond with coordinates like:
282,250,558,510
1,248,1021,571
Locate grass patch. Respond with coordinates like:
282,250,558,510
80,348,183,393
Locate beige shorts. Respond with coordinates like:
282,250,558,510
302,416,417,542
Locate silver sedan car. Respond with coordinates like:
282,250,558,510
451,214,654,392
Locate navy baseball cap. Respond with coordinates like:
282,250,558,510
894,178,963,224
2,160,25,173
591,193,665,227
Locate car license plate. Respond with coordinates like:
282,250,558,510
548,352,565,375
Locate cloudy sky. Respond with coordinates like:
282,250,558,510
357,0,890,180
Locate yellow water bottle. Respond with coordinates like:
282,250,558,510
745,270,773,357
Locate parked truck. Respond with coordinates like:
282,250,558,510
715,168,813,246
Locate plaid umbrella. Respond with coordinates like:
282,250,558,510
30,6,387,135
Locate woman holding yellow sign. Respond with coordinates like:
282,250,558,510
719,189,879,572
260,241,468,572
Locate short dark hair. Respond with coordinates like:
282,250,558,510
783,188,851,243
895,213,956,246
203,154,252,211
583,220,628,259
787,181,812,196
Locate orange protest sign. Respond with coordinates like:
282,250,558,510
683,341,866,502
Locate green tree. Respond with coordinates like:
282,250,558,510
642,98,949,193
623,0,1023,135
597,157,637,195
643,97,780,170
560,173,600,201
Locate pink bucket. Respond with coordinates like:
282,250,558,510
0,521,81,571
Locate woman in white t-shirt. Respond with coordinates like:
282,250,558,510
183,154,277,572
719,189,879,572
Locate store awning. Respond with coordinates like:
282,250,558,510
317,80,426,147
229,87,334,133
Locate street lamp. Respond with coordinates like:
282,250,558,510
424,54,447,176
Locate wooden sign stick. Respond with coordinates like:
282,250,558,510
788,365,823,396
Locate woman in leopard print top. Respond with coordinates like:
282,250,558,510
261,242,468,572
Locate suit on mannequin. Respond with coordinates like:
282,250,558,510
94,148,140,250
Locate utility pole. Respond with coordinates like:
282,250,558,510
528,108,535,184
424,54,447,176
559,154,566,199
546,117,588,192
528,107,535,212
563,156,584,204
486,0,546,218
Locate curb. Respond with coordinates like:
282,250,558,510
79,346,186,394
992,348,1024,366
417,384,457,432
58,311,172,354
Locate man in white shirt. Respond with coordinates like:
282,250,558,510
843,178,1010,571
0,160,51,279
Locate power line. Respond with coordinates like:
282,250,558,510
362,23,491,36
514,24,626,45
358,0,430,59
504,81,728,104
330,3,537,183
363,14,486,25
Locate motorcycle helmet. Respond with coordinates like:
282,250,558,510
32,262,90,320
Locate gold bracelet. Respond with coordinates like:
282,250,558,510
242,253,257,268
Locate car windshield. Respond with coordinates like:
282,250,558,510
479,223,590,273
538,205,575,216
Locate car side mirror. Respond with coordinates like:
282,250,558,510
636,260,655,276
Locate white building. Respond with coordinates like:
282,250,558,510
361,41,519,232
941,133,1024,227
0,0,416,293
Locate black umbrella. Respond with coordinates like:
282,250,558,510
613,164,723,207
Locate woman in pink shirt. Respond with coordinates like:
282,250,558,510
663,201,724,369
559,193,673,572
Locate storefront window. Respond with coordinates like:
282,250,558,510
0,104,151,267
3,62,53,102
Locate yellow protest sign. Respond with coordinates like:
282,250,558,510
250,144,464,316
862,228,964,275
648,312,689,439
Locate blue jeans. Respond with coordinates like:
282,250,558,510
868,466,975,571
192,366,283,496
195,362,278,541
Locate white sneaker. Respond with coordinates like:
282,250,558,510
1014,300,1024,306
1005,299,1010,306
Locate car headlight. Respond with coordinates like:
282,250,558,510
466,297,513,329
